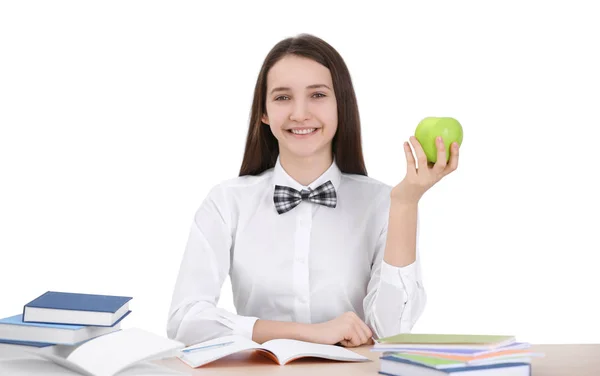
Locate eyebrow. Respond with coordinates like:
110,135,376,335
269,84,331,95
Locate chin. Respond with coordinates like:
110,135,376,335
283,144,331,160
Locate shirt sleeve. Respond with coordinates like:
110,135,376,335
362,203,427,339
166,184,259,346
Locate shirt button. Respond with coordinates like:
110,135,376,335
296,256,305,263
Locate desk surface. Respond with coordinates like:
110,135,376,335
156,344,600,376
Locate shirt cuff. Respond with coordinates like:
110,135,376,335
231,315,260,339
380,259,418,290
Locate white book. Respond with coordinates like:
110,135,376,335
19,328,184,376
179,334,370,367
0,342,58,360
0,358,186,376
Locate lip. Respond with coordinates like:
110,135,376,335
286,127,319,138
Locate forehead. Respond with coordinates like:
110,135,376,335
267,55,333,88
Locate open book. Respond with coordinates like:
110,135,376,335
0,358,186,376
178,334,370,367
22,328,184,376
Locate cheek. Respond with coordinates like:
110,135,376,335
324,112,338,138
325,124,337,139
269,124,283,139
264,105,283,136
322,103,337,127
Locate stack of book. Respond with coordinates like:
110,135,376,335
372,333,545,375
0,291,187,376
0,290,132,354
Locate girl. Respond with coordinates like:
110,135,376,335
166,33,459,348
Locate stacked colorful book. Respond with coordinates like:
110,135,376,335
0,292,188,376
372,333,545,375
0,291,132,353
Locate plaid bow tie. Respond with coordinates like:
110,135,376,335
273,180,337,214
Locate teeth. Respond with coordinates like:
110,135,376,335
291,128,316,135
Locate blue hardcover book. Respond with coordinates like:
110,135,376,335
23,291,132,326
0,314,121,345
0,338,55,348
379,355,531,376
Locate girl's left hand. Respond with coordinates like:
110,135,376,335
391,135,460,204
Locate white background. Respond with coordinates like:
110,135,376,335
1,1,599,344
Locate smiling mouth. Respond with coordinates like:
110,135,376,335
288,128,318,135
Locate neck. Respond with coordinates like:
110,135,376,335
279,150,333,187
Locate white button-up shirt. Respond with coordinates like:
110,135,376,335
166,157,426,346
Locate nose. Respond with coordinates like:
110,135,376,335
289,98,310,122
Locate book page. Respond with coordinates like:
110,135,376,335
0,358,186,376
114,362,188,375
262,339,369,365
65,328,184,376
1,343,64,361
178,334,265,368
0,358,83,376
23,352,94,376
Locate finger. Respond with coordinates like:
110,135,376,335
350,315,372,344
356,320,373,343
357,318,373,343
432,136,447,175
341,335,360,347
353,323,368,345
343,325,363,347
403,141,417,177
409,136,428,172
442,142,460,177
349,331,363,347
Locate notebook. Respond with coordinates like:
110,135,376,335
375,333,516,350
22,328,184,376
0,358,186,376
379,354,531,376
178,334,370,367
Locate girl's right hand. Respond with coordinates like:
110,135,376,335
309,311,373,347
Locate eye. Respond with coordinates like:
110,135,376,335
274,93,326,101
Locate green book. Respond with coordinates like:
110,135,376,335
376,333,516,349
389,353,465,369
386,353,533,370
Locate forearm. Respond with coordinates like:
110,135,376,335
168,301,259,346
383,195,418,267
252,319,314,344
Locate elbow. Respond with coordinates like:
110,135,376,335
166,310,183,342
166,301,194,343
368,287,427,338
166,301,232,346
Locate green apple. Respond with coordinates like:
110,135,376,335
415,117,463,163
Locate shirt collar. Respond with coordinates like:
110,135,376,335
272,155,342,192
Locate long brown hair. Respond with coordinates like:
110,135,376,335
238,33,367,177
